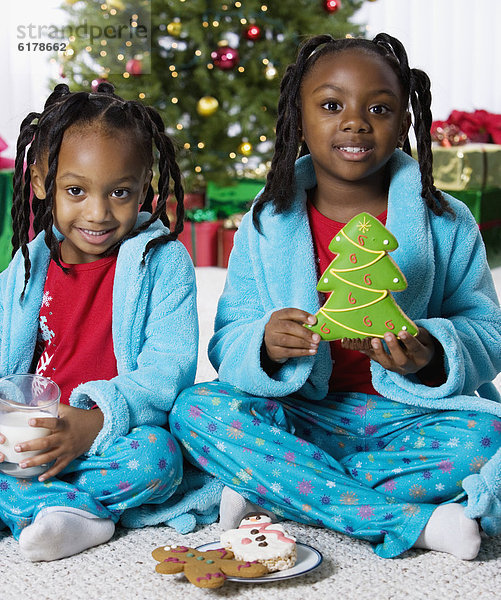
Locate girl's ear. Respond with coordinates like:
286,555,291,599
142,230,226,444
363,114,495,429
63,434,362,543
398,111,412,147
29,164,47,199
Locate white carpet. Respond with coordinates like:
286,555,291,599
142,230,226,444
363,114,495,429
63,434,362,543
1,266,500,600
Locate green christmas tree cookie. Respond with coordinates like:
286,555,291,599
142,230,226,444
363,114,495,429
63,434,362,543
306,212,418,341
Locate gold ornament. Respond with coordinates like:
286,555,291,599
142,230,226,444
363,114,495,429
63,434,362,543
265,64,278,80
167,21,182,36
64,43,76,59
107,0,125,9
238,141,252,156
197,96,219,116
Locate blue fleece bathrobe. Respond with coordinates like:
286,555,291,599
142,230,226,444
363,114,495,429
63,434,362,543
0,214,221,535
176,150,501,538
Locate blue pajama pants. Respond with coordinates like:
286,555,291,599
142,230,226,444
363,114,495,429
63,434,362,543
0,425,183,539
170,382,501,558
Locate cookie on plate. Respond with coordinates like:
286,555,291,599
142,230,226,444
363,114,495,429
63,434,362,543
220,513,297,572
152,544,268,588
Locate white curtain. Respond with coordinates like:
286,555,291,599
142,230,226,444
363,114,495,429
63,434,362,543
1,0,500,156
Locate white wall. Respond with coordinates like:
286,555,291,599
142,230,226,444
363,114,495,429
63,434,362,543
352,0,501,120
2,0,65,155
1,0,500,157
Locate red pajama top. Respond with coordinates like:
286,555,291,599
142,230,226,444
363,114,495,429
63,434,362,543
35,254,118,405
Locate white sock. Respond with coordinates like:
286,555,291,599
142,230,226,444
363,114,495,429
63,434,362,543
413,503,481,560
219,486,277,530
19,506,115,562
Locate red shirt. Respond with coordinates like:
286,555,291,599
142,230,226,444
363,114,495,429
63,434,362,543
35,254,118,404
308,201,387,395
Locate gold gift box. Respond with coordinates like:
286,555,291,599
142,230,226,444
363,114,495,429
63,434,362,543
431,143,501,191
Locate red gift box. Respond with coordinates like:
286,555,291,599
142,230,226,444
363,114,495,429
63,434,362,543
218,227,236,268
178,220,222,266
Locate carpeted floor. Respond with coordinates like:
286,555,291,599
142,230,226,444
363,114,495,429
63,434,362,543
1,266,500,600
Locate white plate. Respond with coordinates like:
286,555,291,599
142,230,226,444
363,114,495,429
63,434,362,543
196,541,323,583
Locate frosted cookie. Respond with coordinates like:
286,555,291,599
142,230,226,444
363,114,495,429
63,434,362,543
220,513,297,572
152,544,268,588
305,212,418,343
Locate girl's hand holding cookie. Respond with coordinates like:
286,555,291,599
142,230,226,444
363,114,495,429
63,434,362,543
343,327,445,383
16,405,104,481
264,308,320,363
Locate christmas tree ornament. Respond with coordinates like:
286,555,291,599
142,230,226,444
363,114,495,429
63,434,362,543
265,64,278,80
91,78,108,91
107,0,125,10
126,57,142,75
64,44,76,59
244,24,261,41
197,96,219,116
238,141,252,156
323,0,341,12
211,43,239,70
167,21,182,37
305,213,418,342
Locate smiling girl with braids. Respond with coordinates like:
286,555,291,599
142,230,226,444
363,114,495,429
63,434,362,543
171,34,501,559
0,82,197,561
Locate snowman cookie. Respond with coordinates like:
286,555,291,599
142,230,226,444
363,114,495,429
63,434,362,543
220,513,297,572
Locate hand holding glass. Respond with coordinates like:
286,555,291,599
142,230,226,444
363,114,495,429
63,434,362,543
0,374,60,478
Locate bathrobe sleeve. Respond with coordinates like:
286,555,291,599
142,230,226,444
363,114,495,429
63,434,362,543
208,211,329,398
372,200,501,403
70,241,198,455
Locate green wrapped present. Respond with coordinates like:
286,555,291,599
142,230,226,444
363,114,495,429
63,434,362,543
206,179,264,218
450,189,501,267
0,170,13,272
432,143,501,191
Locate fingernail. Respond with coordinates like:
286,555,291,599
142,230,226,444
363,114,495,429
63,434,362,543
307,315,316,324
309,348,317,354
312,334,320,342
15,445,21,452
19,462,27,469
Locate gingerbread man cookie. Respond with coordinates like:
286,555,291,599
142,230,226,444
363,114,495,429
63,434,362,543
152,544,268,588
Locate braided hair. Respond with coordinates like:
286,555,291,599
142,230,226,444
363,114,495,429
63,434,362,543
253,33,451,230
13,81,185,295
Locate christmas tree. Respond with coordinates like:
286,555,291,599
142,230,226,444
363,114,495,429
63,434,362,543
57,0,366,190
306,213,418,341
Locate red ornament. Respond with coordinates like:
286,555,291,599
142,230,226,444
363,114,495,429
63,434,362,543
126,57,142,76
91,78,107,92
244,24,261,41
211,46,239,70
323,0,341,12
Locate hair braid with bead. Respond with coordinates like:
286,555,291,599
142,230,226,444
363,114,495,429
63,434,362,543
252,32,451,230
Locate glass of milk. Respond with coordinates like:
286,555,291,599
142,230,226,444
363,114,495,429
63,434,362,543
0,374,60,478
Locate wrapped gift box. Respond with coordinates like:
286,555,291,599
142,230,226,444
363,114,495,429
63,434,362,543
0,170,13,272
206,179,264,218
217,214,244,268
449,189,501,267
432,143,501,191
177,209,222,267
431,144,501,267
